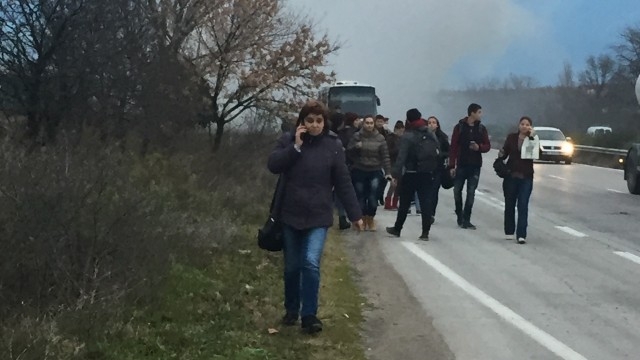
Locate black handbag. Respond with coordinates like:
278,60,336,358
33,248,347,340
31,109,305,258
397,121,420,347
257,176,286,252
440,167,454,189
493,156,510,178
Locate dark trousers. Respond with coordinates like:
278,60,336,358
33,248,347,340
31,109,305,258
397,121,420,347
430,171,442,217
453,165,481,221
394,172,435,234
503,177,533,239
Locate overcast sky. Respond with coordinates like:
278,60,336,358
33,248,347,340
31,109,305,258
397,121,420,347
292,0,640,121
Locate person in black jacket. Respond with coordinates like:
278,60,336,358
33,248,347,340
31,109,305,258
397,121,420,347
268,100,364,334
335,112,359,229
386,108,440,240
426,116,450,224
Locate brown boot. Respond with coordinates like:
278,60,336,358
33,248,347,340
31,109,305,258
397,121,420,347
362,216,370,231
368,216,377,231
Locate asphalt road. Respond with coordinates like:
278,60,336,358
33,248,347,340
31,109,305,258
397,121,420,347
355,150,640,360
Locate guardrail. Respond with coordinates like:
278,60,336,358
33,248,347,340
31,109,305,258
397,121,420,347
572,144,627,169
573,145,627,156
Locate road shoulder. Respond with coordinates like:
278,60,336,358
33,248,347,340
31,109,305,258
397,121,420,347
342,228,454,360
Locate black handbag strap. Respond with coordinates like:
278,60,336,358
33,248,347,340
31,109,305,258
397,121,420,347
269,175,286,219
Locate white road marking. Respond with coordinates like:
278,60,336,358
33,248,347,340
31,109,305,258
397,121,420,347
606,188,625,194
614,251,640,266
476,196,504,210
548,175,566,180
475,190,505,209
555,226,587,238
403,242,589,360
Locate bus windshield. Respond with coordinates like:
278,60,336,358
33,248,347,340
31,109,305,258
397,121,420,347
329,86,377,116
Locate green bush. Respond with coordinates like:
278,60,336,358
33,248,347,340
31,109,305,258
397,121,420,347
0,130,279,359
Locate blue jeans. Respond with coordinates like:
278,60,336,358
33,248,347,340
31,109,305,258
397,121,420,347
503,177,533,239
283,225,328,317
453,165,481,221
351,169,383,216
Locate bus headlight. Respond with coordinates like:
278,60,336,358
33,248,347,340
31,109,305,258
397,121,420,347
561,142,574,155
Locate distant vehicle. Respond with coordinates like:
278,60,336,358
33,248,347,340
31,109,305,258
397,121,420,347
622,74,640,194
318,80,381,117
533,126,574,164
587,126,612,136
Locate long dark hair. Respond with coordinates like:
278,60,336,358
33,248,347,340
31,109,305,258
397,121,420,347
427,116,448,140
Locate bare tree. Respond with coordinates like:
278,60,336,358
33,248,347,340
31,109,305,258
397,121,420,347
613,24,640,80
558,62,575,88
579,54,616,98
0,0,85,144
185,0,339,150
504,73,538,90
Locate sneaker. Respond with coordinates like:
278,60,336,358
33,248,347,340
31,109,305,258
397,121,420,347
301,315,323,334
386,226,401,237
462,221,476,230
517,237,527,244
282,312,298,326
419,232,429,241
505,234,515,240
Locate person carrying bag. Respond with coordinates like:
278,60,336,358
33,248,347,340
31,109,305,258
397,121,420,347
257,175,287,252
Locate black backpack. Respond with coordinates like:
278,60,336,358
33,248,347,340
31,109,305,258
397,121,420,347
412,132,440,173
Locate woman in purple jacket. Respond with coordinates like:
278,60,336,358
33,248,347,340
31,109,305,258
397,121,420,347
268,100,364,334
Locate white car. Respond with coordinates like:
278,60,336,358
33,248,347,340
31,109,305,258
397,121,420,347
533,126,574,164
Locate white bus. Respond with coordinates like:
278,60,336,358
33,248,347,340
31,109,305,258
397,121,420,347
318,80,381,116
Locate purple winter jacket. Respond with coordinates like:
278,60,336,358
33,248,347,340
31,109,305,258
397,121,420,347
267,131,362,230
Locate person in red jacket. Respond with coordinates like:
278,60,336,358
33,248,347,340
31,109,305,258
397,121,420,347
448,103,491,229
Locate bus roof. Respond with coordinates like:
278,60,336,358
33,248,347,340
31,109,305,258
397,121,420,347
326,80,374,88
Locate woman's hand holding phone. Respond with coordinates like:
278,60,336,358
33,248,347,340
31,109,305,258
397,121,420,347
295,125,307,147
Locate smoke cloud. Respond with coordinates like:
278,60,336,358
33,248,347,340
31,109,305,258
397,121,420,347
292,0,542,122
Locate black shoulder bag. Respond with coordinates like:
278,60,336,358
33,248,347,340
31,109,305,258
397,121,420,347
257,175,286,252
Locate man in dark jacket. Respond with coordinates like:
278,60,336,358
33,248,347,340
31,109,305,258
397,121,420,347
386,108,440,240
448,103,491,229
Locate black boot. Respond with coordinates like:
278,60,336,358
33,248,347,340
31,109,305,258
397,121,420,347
301,315,323,334
462,221,477,230
386,226,401,237
281,312,298,326
338,216,351,230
